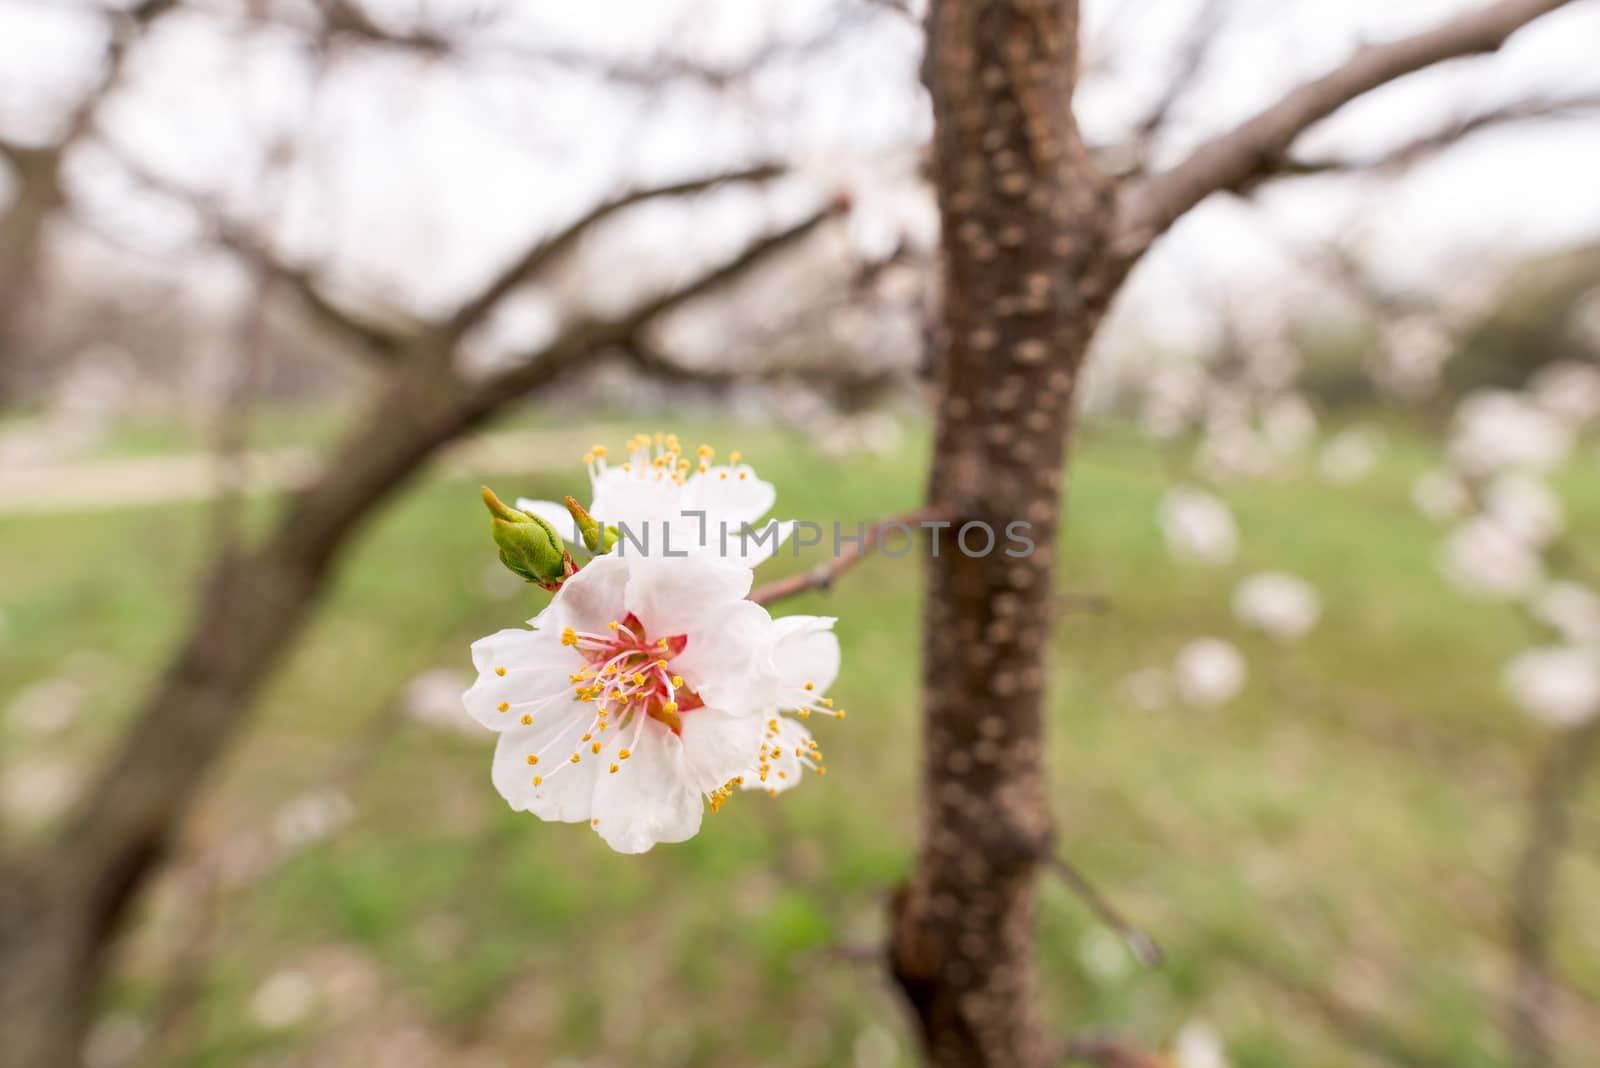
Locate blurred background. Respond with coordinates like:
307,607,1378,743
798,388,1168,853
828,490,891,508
2,1,1599,1066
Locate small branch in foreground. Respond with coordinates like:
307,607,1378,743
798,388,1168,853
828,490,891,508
1046,853,1164,968
748,501,963,606
1060,1035,1170,1068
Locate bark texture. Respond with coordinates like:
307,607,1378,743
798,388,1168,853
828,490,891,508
890,1,1120,1064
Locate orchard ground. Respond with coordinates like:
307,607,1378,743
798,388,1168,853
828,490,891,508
2,410,1597,1068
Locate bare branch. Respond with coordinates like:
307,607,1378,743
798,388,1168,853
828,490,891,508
1263,92,1600,182
435,164,786,348
1117,0,1231,176
1045,853,1164,968
1116,0,1580,257
749,502,962,607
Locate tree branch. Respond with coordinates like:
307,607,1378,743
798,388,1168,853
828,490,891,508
1115,0,1579,256
1263,92,1600,182
1045,853,1164,968
749,502,962,607
433,164,786,348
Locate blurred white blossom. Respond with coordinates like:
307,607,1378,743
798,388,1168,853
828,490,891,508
1484,473,1564,549
1175,1020,1229,1068
1502,646,1600,728
1318,426,1385,484
1528,360,1600,426
1449,390,1572,474
5,677,86,734
1175,639,1247,708
1158,486,1238,567
1531,582,1600,648
1374,316,1453,399
249,970,319,1031
1232,572,1321,642
1411,469,1471,522
1441,517,1545,600
1261,394,1318,454
272,789,354,849
1119,667,1171,713
0,758,82,829
404,667,480,736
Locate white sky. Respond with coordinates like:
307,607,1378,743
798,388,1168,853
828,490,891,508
2,0,1599,351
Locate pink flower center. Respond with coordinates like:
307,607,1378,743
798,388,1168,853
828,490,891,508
562,613,703,733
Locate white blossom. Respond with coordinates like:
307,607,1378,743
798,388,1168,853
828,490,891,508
1449,390,1572,475
1232,572,1321,642
1530,582,1600,648
1528,360,1600,426
1158,486,1238,567
272,789,354,849
742,615,841,795
1120,667,1172,712
249,971,319,1031
466,553,817,852
1484,473,1564,549
1411,469,1471,523
518,433,791,566
1260,393,1318,454
1440,517,1545,600
1175,1020,1229,1068
1502,646,1600,728
1174,639,1247,708
1318,426,1384,484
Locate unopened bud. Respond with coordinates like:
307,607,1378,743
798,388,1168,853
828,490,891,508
482,486,572,588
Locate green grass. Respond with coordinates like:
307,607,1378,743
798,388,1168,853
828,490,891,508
2,411,1598,1067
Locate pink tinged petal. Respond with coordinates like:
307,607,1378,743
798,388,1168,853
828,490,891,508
622,555,752,638
590,724,704,853
674,599,778,712
772,615,841,697
515,498,584,545
678,706,766,794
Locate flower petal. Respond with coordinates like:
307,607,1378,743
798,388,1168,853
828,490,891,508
772,615,840,697
743,715,816,794
589,467,684,536
590,722,704,853
678,705,766,793
491,707,595,818
622,554,752,638
683,465,777,529
548,552,630,630
675,599,778,712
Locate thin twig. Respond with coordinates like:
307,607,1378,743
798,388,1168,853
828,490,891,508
748,501,963,606
1045,853,1164,968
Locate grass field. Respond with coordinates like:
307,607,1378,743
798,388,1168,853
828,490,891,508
2,411,1597,1068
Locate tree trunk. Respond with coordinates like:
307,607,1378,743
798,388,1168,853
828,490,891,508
890,1,1123,1063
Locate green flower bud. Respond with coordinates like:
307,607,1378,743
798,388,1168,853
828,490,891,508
563,495,611,556
482,486,573,588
